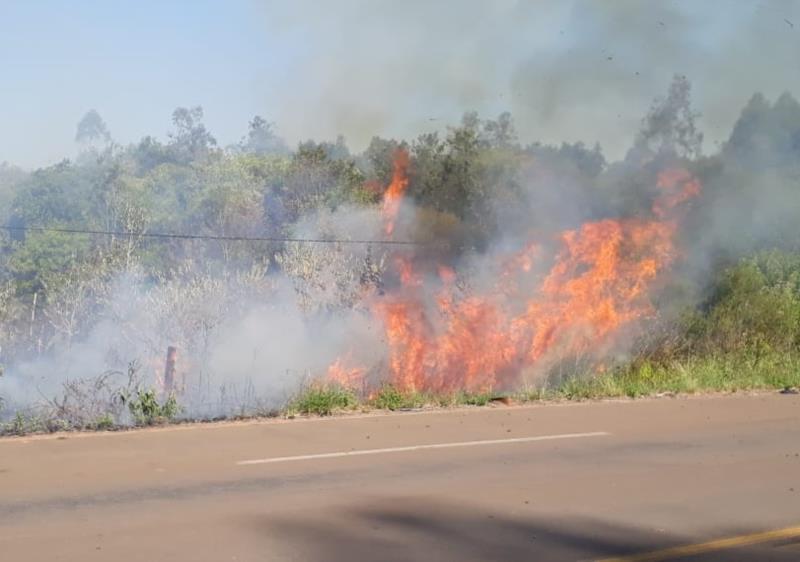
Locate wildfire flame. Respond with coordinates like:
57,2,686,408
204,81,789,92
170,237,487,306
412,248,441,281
329,161,700,394
381,148,410,236
327,356,367,392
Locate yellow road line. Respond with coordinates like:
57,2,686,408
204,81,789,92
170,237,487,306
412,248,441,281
598,525,800,562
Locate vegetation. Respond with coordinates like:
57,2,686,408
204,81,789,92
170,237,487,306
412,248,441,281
3,76,800,432
123,389,180,426
288,384,358,416
279,359,800,421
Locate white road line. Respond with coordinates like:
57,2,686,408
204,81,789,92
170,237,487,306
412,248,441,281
236,431,610,466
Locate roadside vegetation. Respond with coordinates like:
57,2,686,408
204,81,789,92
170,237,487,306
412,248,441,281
3,78,800,434
4,352,799,435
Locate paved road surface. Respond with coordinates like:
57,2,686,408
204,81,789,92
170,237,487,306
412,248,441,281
2,393,800,561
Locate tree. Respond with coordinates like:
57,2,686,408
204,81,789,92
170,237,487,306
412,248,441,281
241,116,288,155
168,106,217,163
363,136,402,186
12,161,92,225
193,157,267,263
75,109,111,147
631,75,703,162
0,162,27,223
281,142,364,220
437,112,483,219
483,112,518,149
130,136,173,173
8,231,90,297
725,92,800,168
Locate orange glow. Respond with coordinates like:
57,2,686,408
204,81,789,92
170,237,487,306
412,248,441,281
327,356,367,391
330,166,701,395
381,148,410,237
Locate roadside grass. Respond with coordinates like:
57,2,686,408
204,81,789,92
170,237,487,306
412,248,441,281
284,352,800,417
3,351,800,435
0,385,181,436
367,386,496,410
0,410,114,436
287,383,358,416
542,352,800,401
369,385,427,410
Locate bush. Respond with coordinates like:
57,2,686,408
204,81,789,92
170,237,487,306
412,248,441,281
93,413,116,430
370,385,406,410
674,251,800,357
124,389,180,426
289,384,357,416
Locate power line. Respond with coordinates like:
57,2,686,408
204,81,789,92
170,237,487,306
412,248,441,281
0,224,429,246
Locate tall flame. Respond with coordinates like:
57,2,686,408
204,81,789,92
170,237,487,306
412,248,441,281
329,164,700,394
381,148,410,237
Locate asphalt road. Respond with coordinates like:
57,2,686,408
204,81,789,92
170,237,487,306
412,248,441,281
1,393,800,561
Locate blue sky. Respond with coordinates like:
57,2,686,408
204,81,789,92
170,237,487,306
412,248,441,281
1,1,799,168
0,1,278,166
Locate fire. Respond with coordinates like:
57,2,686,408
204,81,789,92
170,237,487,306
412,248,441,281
653,168,701,219
381,148,410,236
329,163,700,394
395,255,422,287
522,217,674,363
327,356,367,391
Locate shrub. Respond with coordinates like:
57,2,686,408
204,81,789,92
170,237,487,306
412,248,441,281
668,251,800,358
124,389,180,426
289,384,356,416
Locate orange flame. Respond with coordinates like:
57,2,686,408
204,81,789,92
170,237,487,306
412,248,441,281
381,148,410,237
328,356,367,390
330,166,701,395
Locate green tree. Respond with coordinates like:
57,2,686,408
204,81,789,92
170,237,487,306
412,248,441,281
631,74,703,162
168,106,217,164
241,116,288,155
75,109,111,147
12,161,93,225
8,231,90,296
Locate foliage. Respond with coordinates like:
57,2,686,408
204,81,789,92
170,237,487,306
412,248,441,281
289,383,357,416
550,352,800,400
633,74,703,161
240,116,289,156
76,109,111,146
3,80,800,429
123,388,180,425
8,231,91,296
168,106,217,164
678,252,800,356
370,385,427,410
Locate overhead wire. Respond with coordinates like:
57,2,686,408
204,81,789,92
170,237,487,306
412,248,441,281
0,224,429,246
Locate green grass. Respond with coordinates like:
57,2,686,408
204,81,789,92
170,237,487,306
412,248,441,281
3,351,800,435
448,391,496,407
288,383,358,416
369,385,427,410
355,352,800,411
0,411,70,436
534,352,800,401
92,413,116,431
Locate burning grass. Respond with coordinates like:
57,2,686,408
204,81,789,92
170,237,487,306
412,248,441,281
2,350,799,435
286,350,800,418
327,151,703,397
6,247,800,435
